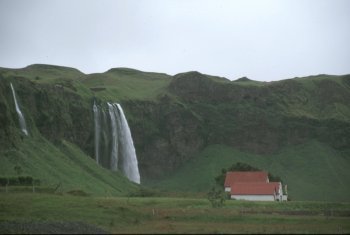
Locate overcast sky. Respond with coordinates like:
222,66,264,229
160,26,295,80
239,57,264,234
0,0,349,81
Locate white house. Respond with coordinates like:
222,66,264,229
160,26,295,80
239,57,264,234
224,171,287,201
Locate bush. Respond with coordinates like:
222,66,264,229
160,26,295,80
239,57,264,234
8,177,20,186
18,176,33,186
0,176,39,186
207,186,226,208
0,177,8,186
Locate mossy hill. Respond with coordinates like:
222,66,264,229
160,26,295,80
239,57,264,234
0,64,349,201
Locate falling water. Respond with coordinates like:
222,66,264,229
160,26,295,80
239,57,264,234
107,103,119,171
93,101,100,163
100,108,110,169
116,103,140,184
10,83,28,136
93,102,140,184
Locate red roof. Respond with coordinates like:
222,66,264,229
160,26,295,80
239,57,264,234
224,171,268,187
231,182,280,195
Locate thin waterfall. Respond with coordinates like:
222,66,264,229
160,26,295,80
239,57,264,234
10,83,28,136
93,101,100,163
100,108,110,169
107,103,119,171
93,102,140,184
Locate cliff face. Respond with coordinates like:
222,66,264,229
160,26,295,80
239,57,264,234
123,99,204,178
0,76,19,149
119,72,350,179
1,66,350,183
0,75,94,156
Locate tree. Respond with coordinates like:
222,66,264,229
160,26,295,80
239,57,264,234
207,186,227,208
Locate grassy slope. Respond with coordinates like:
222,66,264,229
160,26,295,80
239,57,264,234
0,64,94,99
0,64,84,81
83,68,172,101
280,75,350,121
0,134,138,196
0,193,349,234
146,141,350,202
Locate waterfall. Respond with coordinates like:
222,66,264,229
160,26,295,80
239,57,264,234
93,102,140,184
93,101,100,164
100,108,110,169
10,83,28,136
116,103,140,184
107,103,119,171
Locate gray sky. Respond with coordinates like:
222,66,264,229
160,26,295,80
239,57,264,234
0,0,349,81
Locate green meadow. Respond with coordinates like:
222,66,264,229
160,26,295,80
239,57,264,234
0,193,349,234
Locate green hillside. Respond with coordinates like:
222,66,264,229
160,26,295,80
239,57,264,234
83,67,172,101
0,64,85,83
1,64,349,202
0,135,137,195
145,141,350,202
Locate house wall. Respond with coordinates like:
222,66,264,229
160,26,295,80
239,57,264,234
277,183,283,201
231,195,275,201
225,187,231,192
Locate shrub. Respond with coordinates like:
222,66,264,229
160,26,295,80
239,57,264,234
8,177,20,186
18,176,33,186
207,186,226,208
0,176,39,186
0,177,8,186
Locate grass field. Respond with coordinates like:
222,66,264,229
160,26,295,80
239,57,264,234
145,141,350,202
0,193,349,234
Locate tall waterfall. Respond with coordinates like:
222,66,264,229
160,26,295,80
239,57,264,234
107,103,119,171
93,101,100,164
94,102,140,184
10,83,28,136
116,103,140,184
